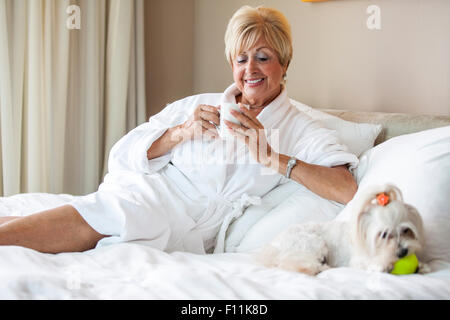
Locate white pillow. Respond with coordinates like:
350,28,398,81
336,126,450,263
290,99,382,157
228,184,345,253
225,181,301,252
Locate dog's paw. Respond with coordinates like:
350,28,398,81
318,263,331,273
277,253,328,276
418,262,431,274
367,264,383,273
367,263,393,273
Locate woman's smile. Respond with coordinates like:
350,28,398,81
244,77,266,90
245,77,265,86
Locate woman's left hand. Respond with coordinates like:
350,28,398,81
224,103,275,167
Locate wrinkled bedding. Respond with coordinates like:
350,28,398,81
1,193,449,299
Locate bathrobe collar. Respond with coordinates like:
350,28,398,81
221,83,289,127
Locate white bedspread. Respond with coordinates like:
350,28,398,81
1,194,450,299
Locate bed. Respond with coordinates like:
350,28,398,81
1,103,449,300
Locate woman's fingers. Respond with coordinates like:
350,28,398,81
201,119,219,138
224,119,256,138
225,121,272,166
199,104,220,114
229,107,261,130
182,104,220,141
198,104,220,126
238,104,264,127
200,111,220,126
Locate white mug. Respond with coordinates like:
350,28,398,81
219,102,249,139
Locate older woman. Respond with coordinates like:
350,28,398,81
0,6,357,254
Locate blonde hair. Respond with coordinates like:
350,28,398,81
224,5,293,68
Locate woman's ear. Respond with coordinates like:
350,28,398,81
283,61,289,74
281,63,289,81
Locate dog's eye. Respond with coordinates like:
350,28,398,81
320,256,327,265
402,228,415,238
378,231,393,240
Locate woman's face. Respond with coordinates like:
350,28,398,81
232,37,287,108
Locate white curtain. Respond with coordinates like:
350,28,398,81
0,0,146,196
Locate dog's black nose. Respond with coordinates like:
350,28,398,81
397,248,409,258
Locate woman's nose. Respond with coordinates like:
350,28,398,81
246,57,258,73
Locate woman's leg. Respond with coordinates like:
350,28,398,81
0,216,21,225
0,205,107,253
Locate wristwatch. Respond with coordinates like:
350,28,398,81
285,156,297,179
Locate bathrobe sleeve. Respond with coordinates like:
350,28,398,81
107,98,193,174
289,113,359,170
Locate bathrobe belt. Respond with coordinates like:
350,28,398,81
161,164,261,254
211,193,261,254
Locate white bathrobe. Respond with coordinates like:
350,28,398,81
70,84,358,254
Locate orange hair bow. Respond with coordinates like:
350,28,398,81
376,193,390,206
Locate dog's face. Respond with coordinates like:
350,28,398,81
352,187,425,272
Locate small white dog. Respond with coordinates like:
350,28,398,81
257,184,430,275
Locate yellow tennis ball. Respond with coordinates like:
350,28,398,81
390,254,419,275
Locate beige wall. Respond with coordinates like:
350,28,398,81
145,0,450,117
144,0,195,118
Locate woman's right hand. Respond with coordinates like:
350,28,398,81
180,104,220,141
147,104,220,160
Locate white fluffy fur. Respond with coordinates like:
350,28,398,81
257,184,430,275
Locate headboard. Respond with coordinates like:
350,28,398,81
321,109,450,146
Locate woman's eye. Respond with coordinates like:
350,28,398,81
257,56,268,61
236,57,247,64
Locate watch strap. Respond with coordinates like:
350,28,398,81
285,156,297,178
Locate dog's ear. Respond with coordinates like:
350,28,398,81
404,203,425,246
385,184,403,202
351,202,374,249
